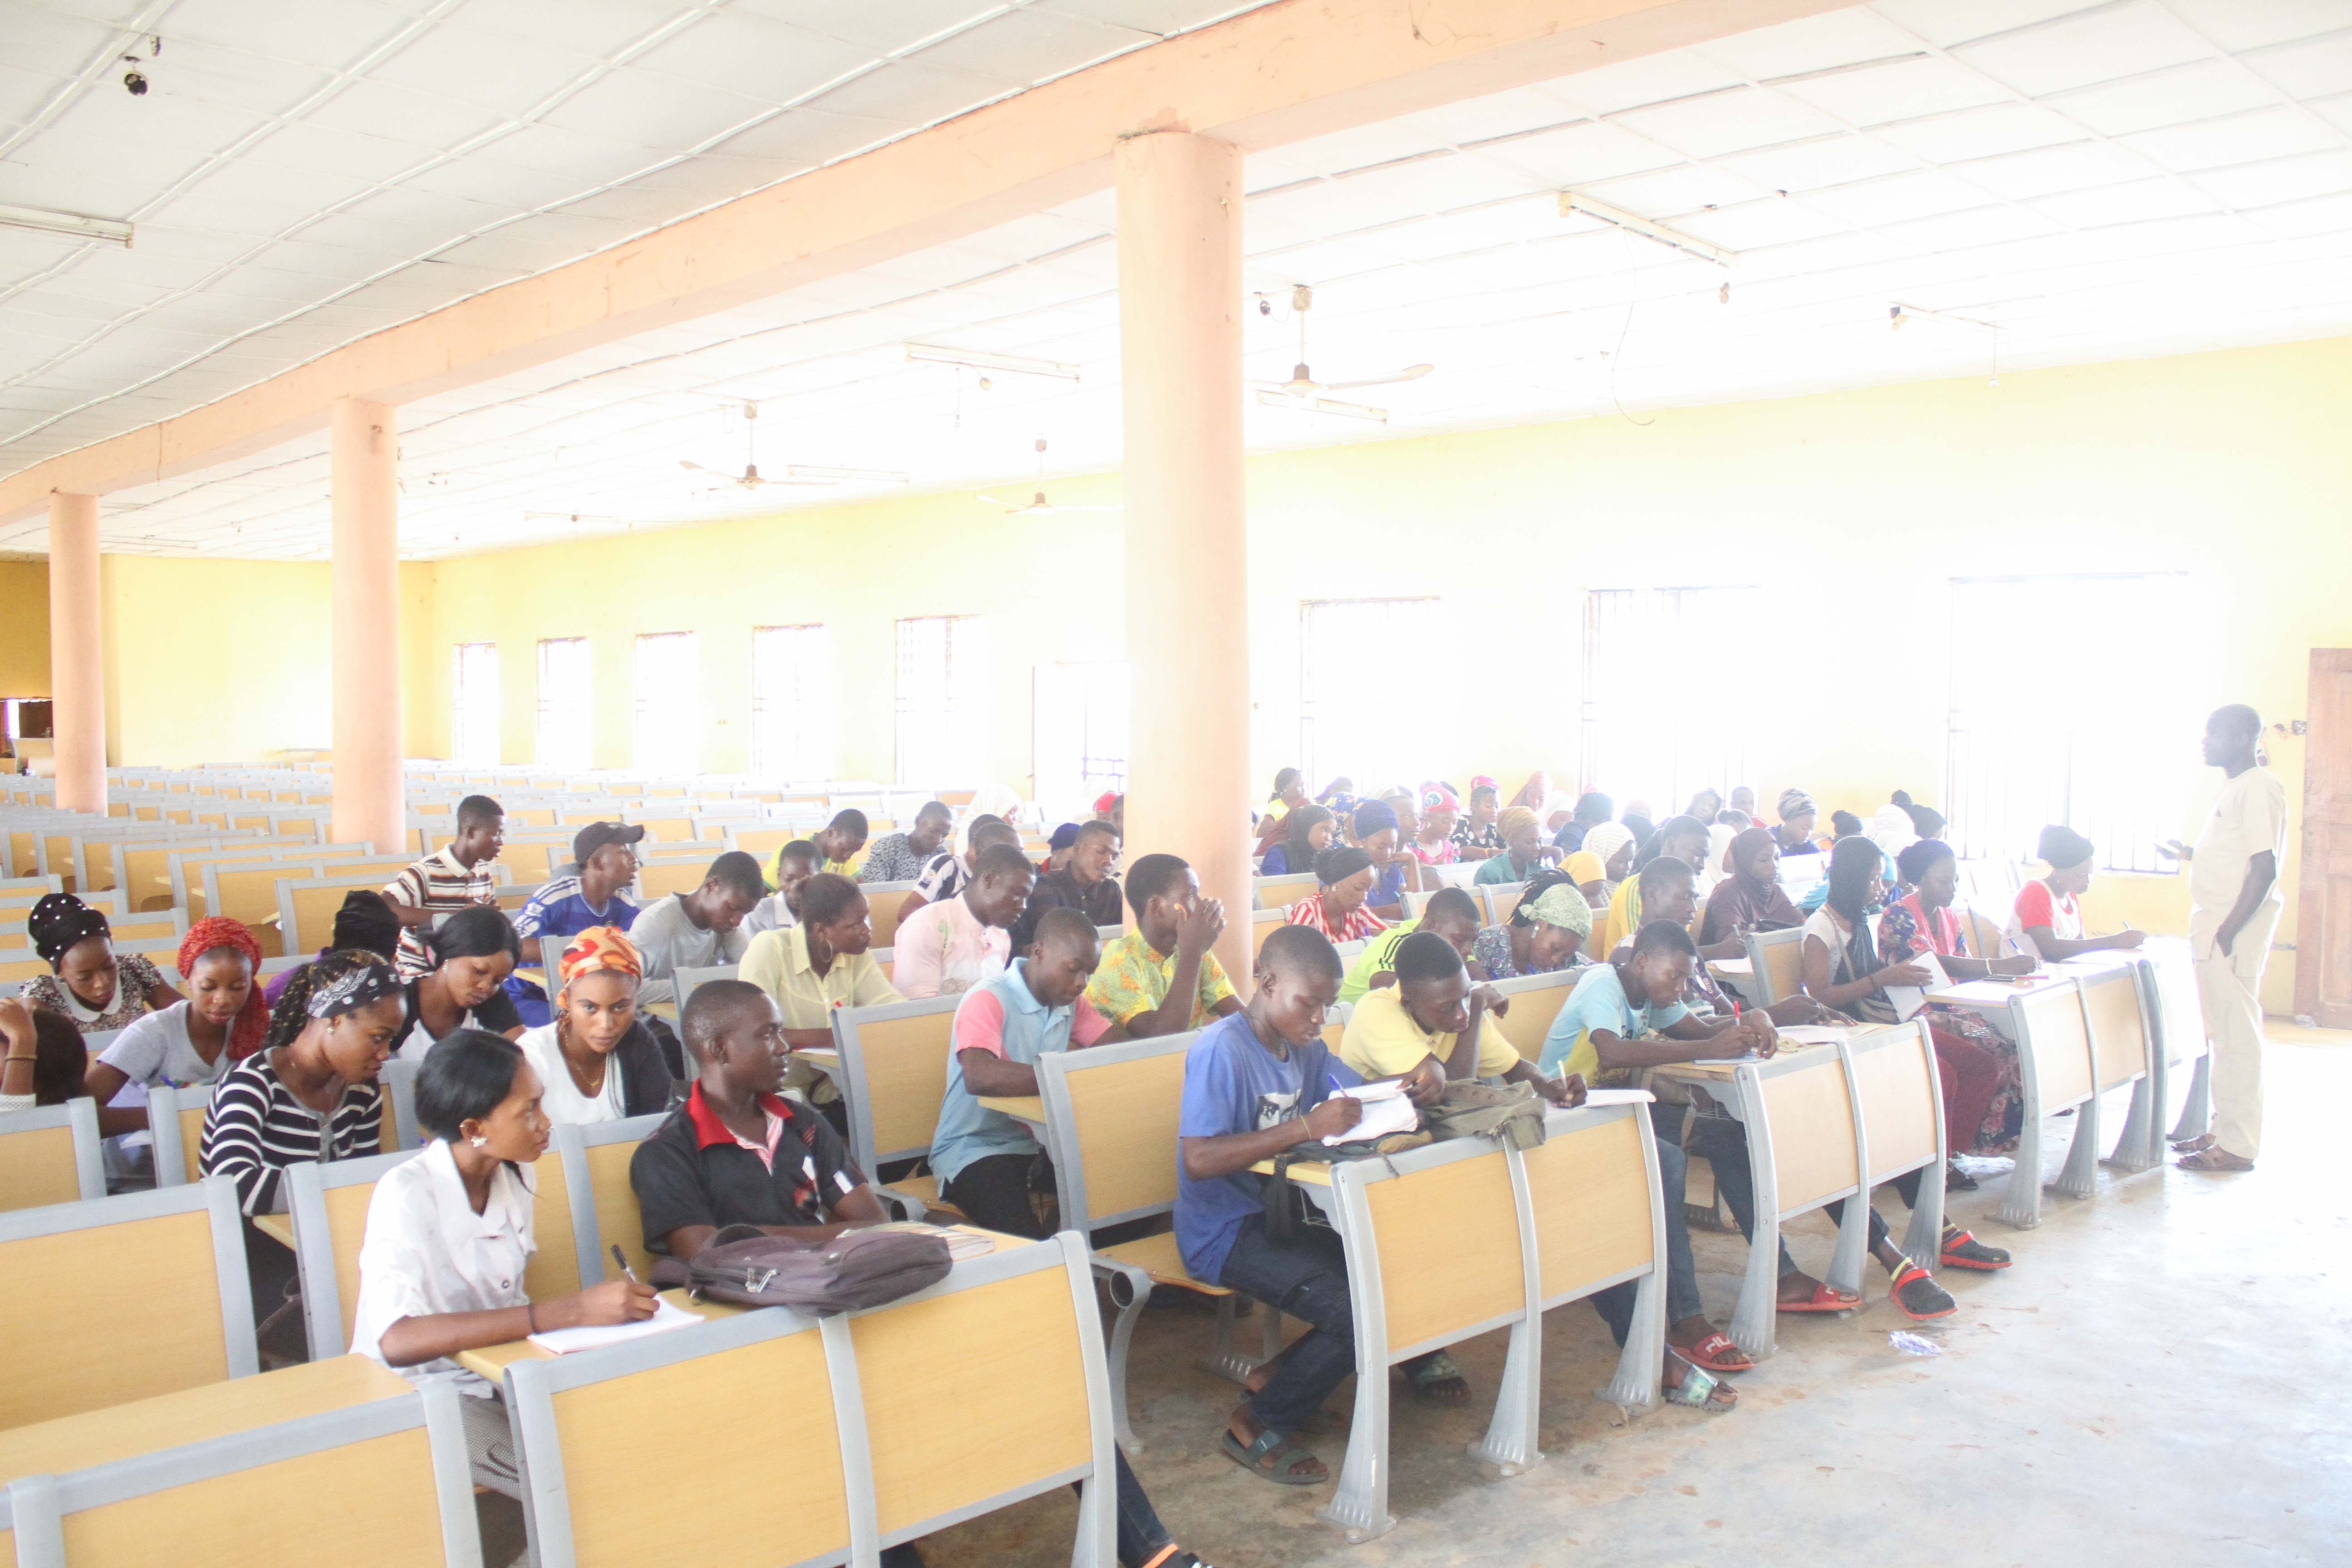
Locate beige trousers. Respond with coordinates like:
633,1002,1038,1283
2193,923,2274,1160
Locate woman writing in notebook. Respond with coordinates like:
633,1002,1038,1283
2007,825,2146,962
1877,838,2033,1163
350,1028,657,1495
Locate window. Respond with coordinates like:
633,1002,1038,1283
633,632,702,775
1033,662,1129,824
1580,586,1761,813
450,643,499,766
1298,598,1441,792
751,624,833,783
1947,573,2191,872
535,638,593,772
894,615,987,788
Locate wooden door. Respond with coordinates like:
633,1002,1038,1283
2296,650,2352,1028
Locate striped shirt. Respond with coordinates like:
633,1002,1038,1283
385,847,495,978
200,1050,383,1215
1284,894,1387,946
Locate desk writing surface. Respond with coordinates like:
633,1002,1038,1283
1924,976,2059,1007
1707,958,1754,979
1651,1035,1841,1083
796,1048,840,1069
1248,1157,1334,1187
976,1095,1046,1125
252,1211,296,1249
0,1355,411,1482
513,967,546,990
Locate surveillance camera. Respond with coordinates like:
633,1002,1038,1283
123,70,147,95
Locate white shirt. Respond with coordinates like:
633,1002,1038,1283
349,1140,535,1396
742,892,799,939
515,1022,625,1127
2188,766,2288,964
394,1004,492,1064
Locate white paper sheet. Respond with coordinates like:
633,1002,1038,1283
1578,1088,1656,1107
1883,946,1951,1023
525,1296,705,1355
1323,1077,1419,1145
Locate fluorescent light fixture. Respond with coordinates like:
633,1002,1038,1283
0,201,133,247
1254,388,1386,423
905,343,1079,381
1558,192,1731,268
783,465,910,484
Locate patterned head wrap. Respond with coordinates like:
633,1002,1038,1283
1582,822,1637,871
179,917,270,1059
1420,783,1460,816
1526,883,1593,937
26,893,108,967
305,955,402,1019
1779,788,1817,821
558,926,643,994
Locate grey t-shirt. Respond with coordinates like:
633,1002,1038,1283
742,893,798,939
627,895,750,1003
99,1001,229,1093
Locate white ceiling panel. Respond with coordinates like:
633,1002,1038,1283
12,0,2352,561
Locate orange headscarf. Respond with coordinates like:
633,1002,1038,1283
556,926,642,996
178,916,270,1059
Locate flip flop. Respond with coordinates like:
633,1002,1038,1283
1220,1427,1325,1486
1944,1161,1979,1192
1890,1260,1957,1321
2171,1132,2217,1153
1677,1330,1754,1374
1777,1281,1862,1313
1662,1350,1738,1414
2176,1147,2254,1172
1939,1230,2011,1271
1407,1350,1471,1404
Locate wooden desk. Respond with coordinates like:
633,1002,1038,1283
1651,1036,1867,1360
976,1094,1046,1130
513,967,546,990
252,1211,296,1249
0,1354,410,1485
1246,1155,1334,1186
1706,957,1754,980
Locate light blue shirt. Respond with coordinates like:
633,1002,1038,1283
1539,962,1689,1081
928,961,1111,1186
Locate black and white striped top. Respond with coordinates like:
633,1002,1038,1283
199,1050,383,1216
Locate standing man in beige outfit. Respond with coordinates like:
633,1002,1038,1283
2161,705,2287,1173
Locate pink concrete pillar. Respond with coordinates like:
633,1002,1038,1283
46,493,105,814
331,397,404,855
1117,131,1251,985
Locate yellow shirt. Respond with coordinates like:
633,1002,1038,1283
1083,931,1236,1029
739,926,902,1030
1599,877,1642,958
1338,985,1519,1080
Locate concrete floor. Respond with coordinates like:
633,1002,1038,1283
921,1026,2349,1568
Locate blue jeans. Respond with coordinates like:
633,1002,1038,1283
1216,1215,1447,1436
1692,1115,1912,1273
1588,1130,1705,1342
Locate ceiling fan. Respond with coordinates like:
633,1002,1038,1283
1250,284,1432,422
978,438,1122,516
678,403,908,489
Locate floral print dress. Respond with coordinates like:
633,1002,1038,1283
1877,894,2021,1154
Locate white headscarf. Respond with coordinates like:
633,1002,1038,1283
1869,804,1918,862
955,782,1024,856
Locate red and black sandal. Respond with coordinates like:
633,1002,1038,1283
1889,1259,1957,1321
1776,1282,1862,1313
1939,1229,2011,1271
1679,1330,1754,1374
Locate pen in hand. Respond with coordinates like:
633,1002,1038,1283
611,1243,642,1285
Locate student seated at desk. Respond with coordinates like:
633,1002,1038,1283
83,917,270,1139
509,821,643,1027
1407,783,1461,867
1698,827,1804,945
20,892,180,1036
351,1029,657,1496
1349,800,1408,920
742,838,818,938
1338,886,1480,1002
899,816,1020,921
1284,845,1387,944
1773,789,1822,857
628,850,764,1005
804,809,869,879
894,843,1033,999
1469,874,1588,981
1177,925,1454,1485
0,995,85,1112
263,891,401,1010
739,872,903,1051
1882,838,2034,1163
514,927,674,1126
211,951,405,1215
1084,854,1241,1039
1601,815,1710,956
931,908,1125,1236
2008,825,2146,962
1452,781,1504,859
858,800,954,885
1603,858,1743,970
1472,806,1558,885
1009,818,1123,951
1578,822,1637,911
394,905,524,1063
1256,803,1334,877
383,794,504,979
1341,931,1578,1107
1550,791,1613,853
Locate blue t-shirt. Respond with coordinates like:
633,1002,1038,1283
1539,962,1690,1081
1369,860,1406,910
507,877,640,1022
1175,1011,1362,1282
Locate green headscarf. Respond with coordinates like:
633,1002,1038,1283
1528,882,1593,937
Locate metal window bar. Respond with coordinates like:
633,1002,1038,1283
896,615,982,787
451,642,499,767
751,624,831,782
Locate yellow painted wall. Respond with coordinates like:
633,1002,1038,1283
0,561,48,699
418,335,2352,1009
97,556,336,766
